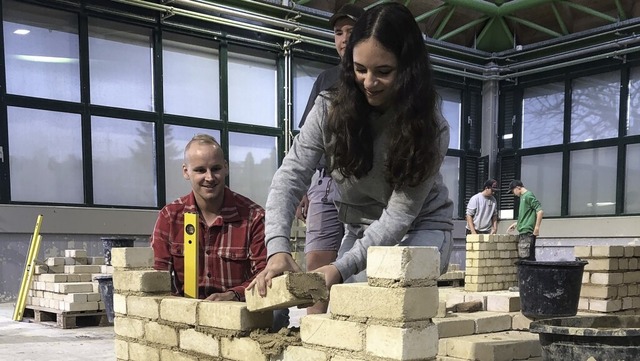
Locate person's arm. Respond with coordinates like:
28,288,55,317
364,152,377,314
150,208,172,271
491,214,498,234
226,210,267,301
465,215,477,234
533,210,544,236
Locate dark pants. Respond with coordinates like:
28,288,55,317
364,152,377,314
466,229,491,235
518,233,536,260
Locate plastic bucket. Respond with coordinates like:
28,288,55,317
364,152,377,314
515,259,588,320
530,315,640,361
95,275,114,323
101,237,135,266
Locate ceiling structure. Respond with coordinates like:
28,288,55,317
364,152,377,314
110,0,640,79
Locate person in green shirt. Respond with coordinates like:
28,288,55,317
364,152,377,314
507,180,543,260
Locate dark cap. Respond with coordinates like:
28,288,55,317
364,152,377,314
507,180,524,193
483,179,498,191
329,4,365,28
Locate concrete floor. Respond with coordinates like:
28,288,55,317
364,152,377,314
0,303,308,361
0,302,115,361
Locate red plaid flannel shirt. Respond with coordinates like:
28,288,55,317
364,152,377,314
150,187,267,300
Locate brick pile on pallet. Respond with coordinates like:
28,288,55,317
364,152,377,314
438,263,465,286
576,245,640,314
112,246,442,361
465,234,519,292
27,249,109,312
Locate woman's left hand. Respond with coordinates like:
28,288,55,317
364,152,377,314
311,264,343,290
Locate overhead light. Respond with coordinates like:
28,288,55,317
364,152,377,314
586,202,615,207
14,55,77,63
13,29,30,35
503,133,513,140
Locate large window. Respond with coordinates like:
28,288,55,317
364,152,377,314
163,34,220,119
628,67,640,136
522,82,564,148
89,19,153,111
521,153,562,217
569,147,617,216
3,0,79,101
8,107,83,203
292,58,333,131
439,88,462,150
626,144,640,213
228,49,277,127
228,133,278,207
571,71,620,142
441,156,460,218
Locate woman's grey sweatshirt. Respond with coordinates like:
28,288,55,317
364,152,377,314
265,94,454,281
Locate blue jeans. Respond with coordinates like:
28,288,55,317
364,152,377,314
337,225,453,283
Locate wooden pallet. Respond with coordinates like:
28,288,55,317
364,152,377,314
23,305,110,329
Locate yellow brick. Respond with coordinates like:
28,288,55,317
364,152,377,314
584,259,618,272
161,297,199,325
145,321,178,346
113,269,171,293
114,339,128,360
366,323,438,359
367,246,440,282
301,314,364,351
129,342,159,361
281,346,327,361
574,246,592,258
179,329,219,357
114,316,145,339
127,295,162,320
111,247,154,269
245,272,327,312
592,245,625,258
160,349,199,361
198,301,272,331
221,337,268,361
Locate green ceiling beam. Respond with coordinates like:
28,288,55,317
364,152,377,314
506,15,563,37
414,4,449,23
295,0,312,5
551,2,569,35
434,6,457,38
562,1,617,23
443,0,555,17
476,16,514,52
615,0,627,21
438,15,489,41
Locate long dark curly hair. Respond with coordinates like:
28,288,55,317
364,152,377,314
326,2,443,189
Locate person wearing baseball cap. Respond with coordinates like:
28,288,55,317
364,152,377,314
293,3,364,315
506,179,543,260
465,179,499,235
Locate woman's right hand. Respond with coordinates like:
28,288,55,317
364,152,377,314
295,195,310,221
247,253,302,297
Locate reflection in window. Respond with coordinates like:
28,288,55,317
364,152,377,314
626,144,640,213
8,107,83,203
569,147,616,215
228,133,278,207
627,67,640,136
89,18,153,111
571,71,620,142
292,58,333,131
163,34,220,119
438,88,461,150
2,0,80,101
521,153,562,216
92,116,156,207
440,156,459,218
228,50,277,127
522,83,564,148
164,125,221,205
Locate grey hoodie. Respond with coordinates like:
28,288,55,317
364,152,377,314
265,93,454,281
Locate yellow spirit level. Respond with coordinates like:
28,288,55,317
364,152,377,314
183,212,199,298
13,215,43,321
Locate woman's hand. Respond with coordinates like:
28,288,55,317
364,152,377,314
311,264,343,290
295,195,310,221
247,253,302,297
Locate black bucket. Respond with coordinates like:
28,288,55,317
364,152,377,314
95,275,114,323
101,237,135,266
530,315,640,361
516,259,588,320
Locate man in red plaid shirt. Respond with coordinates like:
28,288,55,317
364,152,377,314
151,134,267,302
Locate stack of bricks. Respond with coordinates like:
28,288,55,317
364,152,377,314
112,246,442,361
27,249,106,312
465,234,518,292
576,245,640,314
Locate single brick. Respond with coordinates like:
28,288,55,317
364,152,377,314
573,246,591,258
220,337,267,361
55,282,94,294
581,285,618,299
457,312,512,333
60,301,99,312
589,299,622,312
281,346,327,361
145,321,178,347
591,245,625,258
179,328,219,357
198,301,272,331
64,265,103,274
433,316,476,338
111,247,154,269
113,293,127,315
114,339,128,360
37,274,68,283
330,283,438,321
114,316,145,339
113,269,171,293
65,249,88,258
486,294,520,312
366,323,438,360
245,272,327,312
300,314,364,351
366,246,440,285
129,341,159,361
45,257,65,266
64,293,88,303
128,295,162,320
160,349,199,361
161,297,199,325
